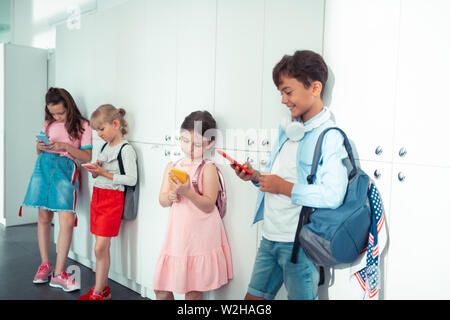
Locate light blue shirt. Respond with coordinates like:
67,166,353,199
252,109,349,226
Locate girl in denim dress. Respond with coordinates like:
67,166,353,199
21,88,93,292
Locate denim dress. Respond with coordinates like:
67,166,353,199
22,151,79,213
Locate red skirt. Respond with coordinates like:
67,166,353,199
90,186,124,237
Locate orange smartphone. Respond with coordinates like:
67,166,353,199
217,150,254,175
170,168,188,184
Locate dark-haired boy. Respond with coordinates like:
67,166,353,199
233,50,348,300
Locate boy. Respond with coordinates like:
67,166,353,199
232,50,348,300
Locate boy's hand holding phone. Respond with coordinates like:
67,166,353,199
231,162,260,182
231,161,294,197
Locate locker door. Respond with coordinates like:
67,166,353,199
4,44,48,227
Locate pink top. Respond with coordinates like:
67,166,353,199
42,120,92,160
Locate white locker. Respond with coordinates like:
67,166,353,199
323,0,401,163
214,0,265,135
2,43,48,227
323,0,450,299
393,0,450,167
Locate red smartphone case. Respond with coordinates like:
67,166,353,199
217,150,254,175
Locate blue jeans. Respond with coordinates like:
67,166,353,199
247,237,319,300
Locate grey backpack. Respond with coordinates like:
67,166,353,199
101,142,139,220
291,127,371,267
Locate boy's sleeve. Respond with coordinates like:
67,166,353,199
80,121,93,150
113,145,138,187
290,131,349,209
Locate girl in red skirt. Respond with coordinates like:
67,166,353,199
79,104,137,300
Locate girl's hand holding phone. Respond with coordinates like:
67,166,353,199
168,172,191,197
36,139,67,152
167,190,180,204
81,161,105,177
36,140,50,151
44,141,67,152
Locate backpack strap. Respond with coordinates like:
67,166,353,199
191,160,207,195
100,142,130,176
307,127,357,184
117,143,129,176
171,158,184,168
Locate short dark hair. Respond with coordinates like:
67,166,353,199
181,110,217,141
272,50,328,99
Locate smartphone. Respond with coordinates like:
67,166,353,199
217,150,254,175
170,168,188,184
36,131,50,144
81,163,98,170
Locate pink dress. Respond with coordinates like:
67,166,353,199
153,161,233,294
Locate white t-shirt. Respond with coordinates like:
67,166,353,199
262,139,302,242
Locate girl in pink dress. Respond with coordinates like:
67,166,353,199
153,111,233,300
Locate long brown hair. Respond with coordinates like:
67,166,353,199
45,87,88,140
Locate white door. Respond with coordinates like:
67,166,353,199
214,0,264,151
121,143,172,298
261,0,325,141
174,0,217,130
323,0,401,163
393,0,450,168
4,44,48,226
207,160,259,299
385,163,450,299
114,0,150,144
56,6,119,119
135,0,178,145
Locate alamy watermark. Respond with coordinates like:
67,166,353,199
67,264,81,285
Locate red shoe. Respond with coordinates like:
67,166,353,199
78,286,111,300
89,293,104,300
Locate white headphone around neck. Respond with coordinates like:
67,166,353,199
281,107,331,142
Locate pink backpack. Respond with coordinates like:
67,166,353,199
173,159,227,218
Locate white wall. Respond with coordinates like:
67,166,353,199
54,0,325,300
0,44,4,225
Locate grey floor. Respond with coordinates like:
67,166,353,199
0,223,149,300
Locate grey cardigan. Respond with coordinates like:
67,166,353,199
94,140,137,192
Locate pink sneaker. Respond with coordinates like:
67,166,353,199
33,262,53,284
49,271,80,292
